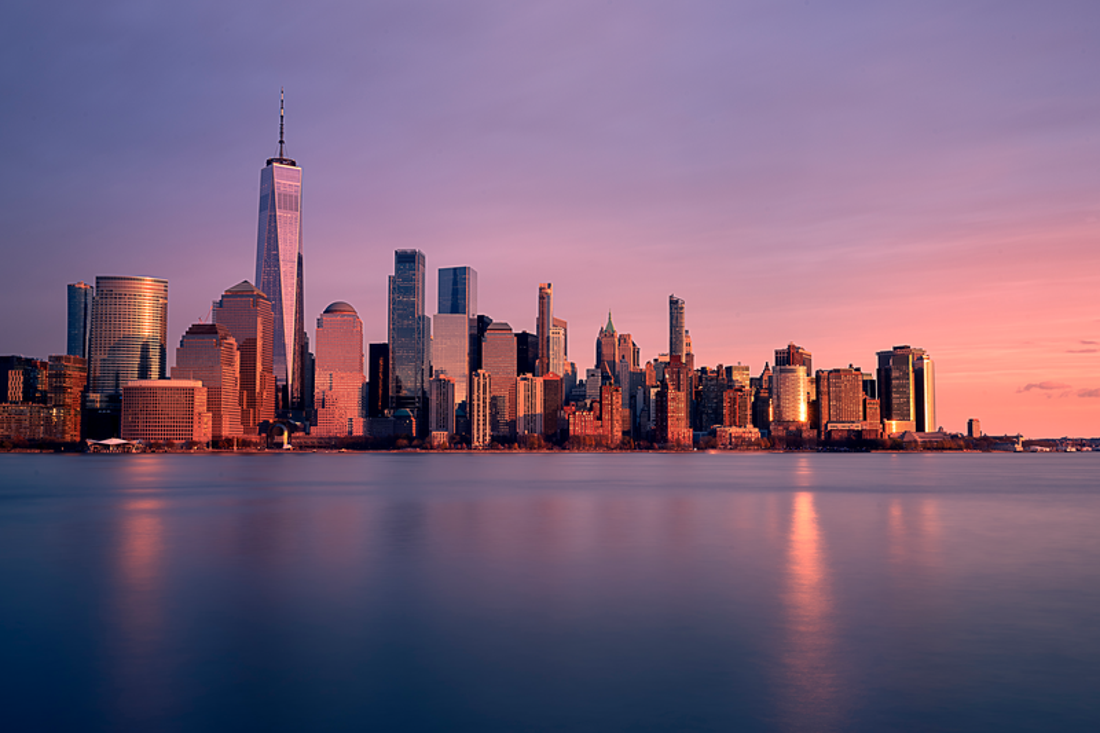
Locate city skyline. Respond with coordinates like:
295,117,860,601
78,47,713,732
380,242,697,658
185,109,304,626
2,2,1099,437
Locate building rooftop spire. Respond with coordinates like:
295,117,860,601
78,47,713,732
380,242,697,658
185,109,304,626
267,88,297,167
278,88,286,158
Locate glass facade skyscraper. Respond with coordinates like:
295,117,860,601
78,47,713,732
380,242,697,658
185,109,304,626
255,93,305,413
314,302,365,437
67,281,93,359
669,295,686,357
87,276,168,400
388,249,429,414
437,266,477,317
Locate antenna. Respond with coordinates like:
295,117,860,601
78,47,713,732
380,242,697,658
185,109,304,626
278,88,286,158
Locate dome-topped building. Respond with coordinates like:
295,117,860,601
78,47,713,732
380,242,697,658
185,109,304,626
323,301,357,315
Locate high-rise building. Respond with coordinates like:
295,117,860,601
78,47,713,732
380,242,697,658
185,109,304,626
121,380,211,444
548,323,566,377
775,342,814,402
816,368,863,434
914,353,936,432
67,282,94,360
255,92,305,413
669,295,686,358
542,373,563,440
86,276,168,437
469,369,491,447
366,343,390,418
313,302,365,437
596,312,618,374
482,322,517,438
389,250,429,417
968,418,981,438
516,374,544,437
172,324,242,440
536,284,553,376
213,281,276,431
515,331,538,376
657,355,691,446
876,345,934,431
428,374,456,435
432,314,471,405
47,355,86,442
437,266,478,317
772,365,808,424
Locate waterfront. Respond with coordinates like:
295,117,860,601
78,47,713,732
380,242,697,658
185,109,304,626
1,453,1098,732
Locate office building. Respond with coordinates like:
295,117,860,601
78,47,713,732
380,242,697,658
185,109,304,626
596,312,618,374
536,283,553,376
313,302,365,437
389,250,429,418
877,345,934,431
482,322,517,438
85,276,168,437
516,331,538,376
968,418,981,438
121,380,211,444
428,374,456,435
772,365,808,424
213,281,276,431
366,343,390,418
469,369,491,447
255,92,306,412
516,374,544,437
48,355,86,442
669,295,686,357
171,324,242,440
548,323,567,377
67,282,94,359
816,368,864,435
438,266,478,317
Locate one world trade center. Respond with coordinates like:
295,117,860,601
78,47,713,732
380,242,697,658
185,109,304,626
255,91,305,413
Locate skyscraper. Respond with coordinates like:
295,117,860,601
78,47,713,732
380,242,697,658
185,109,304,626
255,91,305,413
433,265,477,407
389,249,429,417
438,266,477,317
172,324,242,440
482,322,517,438
876,345,934,430
536,283,552,376
772,365,809,424
366,343,390,418
596,312,618,374
314,302,365,437
87,275,168,403
469,369,491,447
669,295,686,358
213,281,276,431
67,282,93,359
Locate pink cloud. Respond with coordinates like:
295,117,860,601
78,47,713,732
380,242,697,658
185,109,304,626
1018,381,1072,392
1067,349,1098,354
1078,388,1100,398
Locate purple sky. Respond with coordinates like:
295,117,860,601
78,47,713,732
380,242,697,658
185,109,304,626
2,1,1099,436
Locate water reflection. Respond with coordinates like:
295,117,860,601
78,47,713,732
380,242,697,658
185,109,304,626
780,490,843,728
111,496,167,722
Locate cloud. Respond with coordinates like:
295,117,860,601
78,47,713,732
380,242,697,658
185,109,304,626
1078,388,1100,398
1067,348,1098,353
1082,340,1099,345
1018,381,1072,392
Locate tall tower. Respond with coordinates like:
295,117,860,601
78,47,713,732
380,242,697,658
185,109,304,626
669,295,686,358
536,283,553,376
255,90,305,413
388,249,428,415
67,282,94,359
434,266,477,407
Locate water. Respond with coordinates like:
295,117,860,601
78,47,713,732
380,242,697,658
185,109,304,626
1,452,1098,732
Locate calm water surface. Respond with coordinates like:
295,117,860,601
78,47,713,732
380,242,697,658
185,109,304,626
1,452,1098,732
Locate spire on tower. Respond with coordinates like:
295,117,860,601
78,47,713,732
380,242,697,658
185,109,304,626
278,88,285,158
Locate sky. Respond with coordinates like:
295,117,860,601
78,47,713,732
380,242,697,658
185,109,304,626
2,0,1098,437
